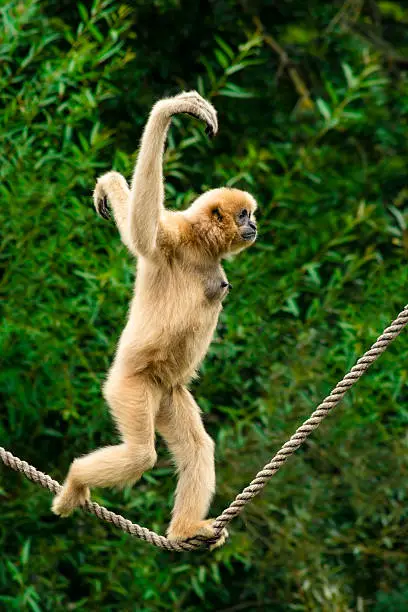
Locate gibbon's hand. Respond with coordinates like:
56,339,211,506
154,91,218,138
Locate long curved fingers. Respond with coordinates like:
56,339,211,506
155,90,218,137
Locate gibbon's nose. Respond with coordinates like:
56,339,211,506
242,220,257,241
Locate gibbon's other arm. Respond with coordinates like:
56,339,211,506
93,172,133,252
128,91,218,258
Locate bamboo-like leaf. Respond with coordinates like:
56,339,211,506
316,97,331,120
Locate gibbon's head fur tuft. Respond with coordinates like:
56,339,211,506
183,188,258,258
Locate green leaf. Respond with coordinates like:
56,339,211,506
389,205,406,231
78,2,88,22
219,83,255,98
214,36,234,59
342,62,357,88
225,59,264,75
214,49,229,69
88,23,104,43
21,539,31,565
284,297,300,317
316,97,331,120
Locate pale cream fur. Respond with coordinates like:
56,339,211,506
51,92,258,546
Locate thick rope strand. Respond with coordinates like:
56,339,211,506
212,304,408,533
1,304,407,550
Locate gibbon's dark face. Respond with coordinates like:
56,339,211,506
235,206,257,242
209,188,258,254
186,187,258,257
211,202,257,247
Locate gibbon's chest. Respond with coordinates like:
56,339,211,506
202,265,231,303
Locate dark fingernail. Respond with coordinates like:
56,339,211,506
98,199,111,220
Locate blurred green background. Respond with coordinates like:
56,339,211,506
1,0,408,609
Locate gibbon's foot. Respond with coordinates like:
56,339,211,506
51,483,90,518
156,91,218,138
167,519,229,551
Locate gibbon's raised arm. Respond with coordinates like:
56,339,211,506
127,107,169,258
128,91,218,258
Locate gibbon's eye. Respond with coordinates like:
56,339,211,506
212,208,223,221
239,209,248,220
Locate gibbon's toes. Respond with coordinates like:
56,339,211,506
209,528,229,551
51,484,90,518
167,518,229,550
193,519,229,550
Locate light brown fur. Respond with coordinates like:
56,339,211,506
51,92,257,546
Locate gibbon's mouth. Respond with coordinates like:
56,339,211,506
242,230,257,242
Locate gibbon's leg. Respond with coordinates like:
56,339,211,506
127,91,218,258
93,171,134,252
156,386,228,547
52,372,161,517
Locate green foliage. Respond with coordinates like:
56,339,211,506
1,0,408,609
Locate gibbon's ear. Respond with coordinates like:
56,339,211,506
211,207,223,221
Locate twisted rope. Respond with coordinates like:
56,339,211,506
0,447,203,551
1,304,407,550
213,304,408,534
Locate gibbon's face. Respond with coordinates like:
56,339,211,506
186,188,258,257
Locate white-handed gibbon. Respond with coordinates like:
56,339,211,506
52,91,258,546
